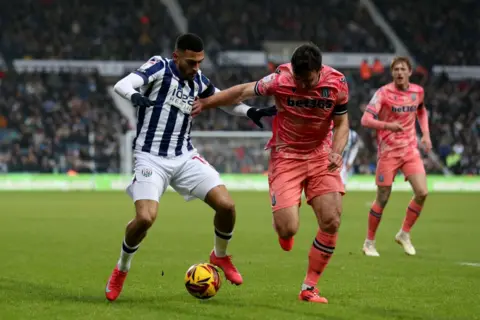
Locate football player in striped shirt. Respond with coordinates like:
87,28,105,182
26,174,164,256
340,129,363,188
105,33,276,301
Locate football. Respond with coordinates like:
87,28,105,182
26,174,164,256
184,263,222,299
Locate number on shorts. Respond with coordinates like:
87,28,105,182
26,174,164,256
193,155,207,164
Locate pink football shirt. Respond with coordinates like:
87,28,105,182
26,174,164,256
255,63,349,159
365,82,425,158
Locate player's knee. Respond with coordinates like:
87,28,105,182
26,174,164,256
415,189,428,202
376,187,391,207
135,203,157,230
276,222,298,238
136,212,156,229
215,199,236,217
320,210,341,234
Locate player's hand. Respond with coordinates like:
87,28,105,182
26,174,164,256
421,135,432,153
246,106,277,128
131,93,155,108
328,152,343,172
192,98,204,117
385,122,404,132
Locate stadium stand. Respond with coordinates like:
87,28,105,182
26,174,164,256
0,71,130,173
181,0,394,52
373,0,480,66
0,0,177,61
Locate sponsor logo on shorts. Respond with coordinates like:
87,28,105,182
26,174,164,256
141,168,153,178
271,194,276,206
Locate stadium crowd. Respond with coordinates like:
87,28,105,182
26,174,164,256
181,0,393,53
374,0,480,67
0,71,129,173
0,0,177,61
0,0,478,175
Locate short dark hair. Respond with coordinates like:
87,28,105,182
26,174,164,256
291,43,322,76
175,33,204,52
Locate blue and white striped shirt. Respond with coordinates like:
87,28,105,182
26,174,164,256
132,56,215,157
342,129,361,166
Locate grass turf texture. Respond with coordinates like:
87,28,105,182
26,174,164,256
0,191,479,320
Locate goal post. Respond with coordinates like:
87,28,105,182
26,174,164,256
120,130,272,175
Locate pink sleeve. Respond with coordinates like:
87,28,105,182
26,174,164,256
254,73,279,96
417,89,430,134
361,89,388,130
365,89,383,118
336,77,349,105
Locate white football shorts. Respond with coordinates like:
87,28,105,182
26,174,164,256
126,150,223,202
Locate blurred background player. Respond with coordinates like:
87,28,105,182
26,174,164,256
340,129,363,188
360,57,431,257
105,33,275,301
193,43,350,304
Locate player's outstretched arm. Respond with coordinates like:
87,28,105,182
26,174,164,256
192,82,257,116
214,87,277,128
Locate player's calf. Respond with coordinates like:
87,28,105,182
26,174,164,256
204,186,243,285
400,173,428,239
106,200,158,301
299,193,341,300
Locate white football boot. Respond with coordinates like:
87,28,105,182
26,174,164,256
362,239,380,257
395,230,416,255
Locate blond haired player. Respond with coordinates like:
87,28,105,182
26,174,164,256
361,57,431,257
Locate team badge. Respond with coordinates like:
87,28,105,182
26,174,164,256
141,168,153,178
262,74,275,84
321,88,329,98
378,174,384,183
271,194,277,206
411,93,417,101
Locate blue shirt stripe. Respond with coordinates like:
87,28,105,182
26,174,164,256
158,107,179,156
132,106,147,149
141,66,172,153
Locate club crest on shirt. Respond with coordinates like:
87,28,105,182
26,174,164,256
321,88,330,98
141,168,153,178
262,74,275,85
411,93,417,101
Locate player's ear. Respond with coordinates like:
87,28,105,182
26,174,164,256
172,51,179,61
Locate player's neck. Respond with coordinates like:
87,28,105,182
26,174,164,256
393,82,410,91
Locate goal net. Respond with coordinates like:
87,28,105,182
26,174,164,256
120,130,272,175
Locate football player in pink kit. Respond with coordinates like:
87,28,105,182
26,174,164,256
361,57,431,257
193,43,350,304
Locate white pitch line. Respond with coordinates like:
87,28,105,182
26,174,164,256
459,262,480,267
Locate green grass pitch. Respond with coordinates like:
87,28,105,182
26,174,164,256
0,191,479,320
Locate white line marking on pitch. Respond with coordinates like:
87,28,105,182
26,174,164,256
459,262,480,267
